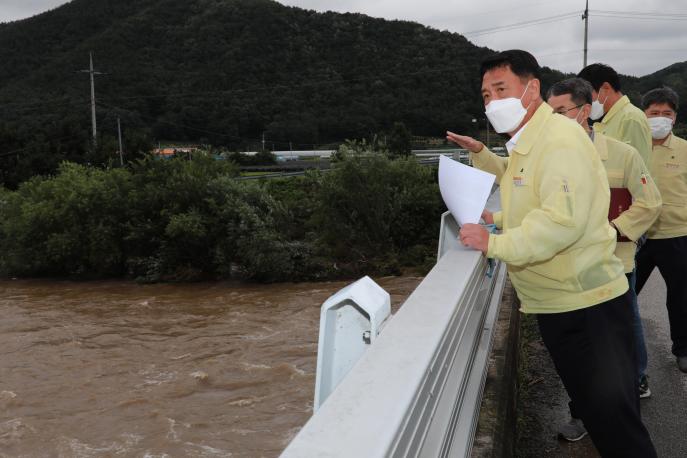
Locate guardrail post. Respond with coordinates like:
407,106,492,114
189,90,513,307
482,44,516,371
313,276,391,412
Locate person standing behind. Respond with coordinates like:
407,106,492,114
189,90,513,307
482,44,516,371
578,63,652,166
546,77,662,441
638,87,687,373
448,50,656,458
547,78,661,396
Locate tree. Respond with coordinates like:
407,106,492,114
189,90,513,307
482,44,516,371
388,122,412,158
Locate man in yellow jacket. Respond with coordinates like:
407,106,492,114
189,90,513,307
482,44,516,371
578,63,652,167
546,77,662,439
446,50,656,457
638,87,687,373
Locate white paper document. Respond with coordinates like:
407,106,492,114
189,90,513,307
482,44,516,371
438,155,496,226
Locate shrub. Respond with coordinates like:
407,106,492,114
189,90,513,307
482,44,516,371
0,162,132,276
0,153,443,282
312,154,443,275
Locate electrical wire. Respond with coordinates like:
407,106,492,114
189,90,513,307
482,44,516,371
0,133,85,158
463,12,579,37
592,10,687,22
96,100,315,148
593,9,687,18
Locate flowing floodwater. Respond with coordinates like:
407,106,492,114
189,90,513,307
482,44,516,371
0,276,422,457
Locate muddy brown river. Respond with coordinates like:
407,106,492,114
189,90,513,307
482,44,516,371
0,276,422,457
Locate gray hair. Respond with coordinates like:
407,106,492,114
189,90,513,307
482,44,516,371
642,87,679,111
546,77,594,106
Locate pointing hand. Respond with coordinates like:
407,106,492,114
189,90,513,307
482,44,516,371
446,131,484,153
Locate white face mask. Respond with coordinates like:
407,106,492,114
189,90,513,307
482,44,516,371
485,81,531,134
590,90,607,120
648,116,673,139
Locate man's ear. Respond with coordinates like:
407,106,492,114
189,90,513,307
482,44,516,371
525,78,541,105
530,78,541,99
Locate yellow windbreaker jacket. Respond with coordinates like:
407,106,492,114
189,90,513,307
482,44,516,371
470,103,628,313
593,132,662,272
647,133,687,239
592,95,652,167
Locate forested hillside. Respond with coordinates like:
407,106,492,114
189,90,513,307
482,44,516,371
0,0,494,186
0,0,684,187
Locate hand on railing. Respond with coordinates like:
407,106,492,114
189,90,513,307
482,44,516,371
481,209,494,225
459,224,490,254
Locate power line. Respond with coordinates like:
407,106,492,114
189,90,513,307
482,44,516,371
592,12,687,22
539,48,687,58
0,48,481,113
1,57,478,115
593,9,687,18
98,64,479,103
463,12,579,37
0,95,90,112
0,133,85,159
594,15,687,22
96,100,303,148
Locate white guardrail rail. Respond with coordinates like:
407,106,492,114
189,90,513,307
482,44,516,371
282,197,509,458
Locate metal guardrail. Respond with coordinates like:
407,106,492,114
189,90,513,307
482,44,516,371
281,211,508,457
237,149,509,180
237,155,465,180
235,170,331,180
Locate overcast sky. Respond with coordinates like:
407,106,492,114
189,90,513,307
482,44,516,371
2,0,686,76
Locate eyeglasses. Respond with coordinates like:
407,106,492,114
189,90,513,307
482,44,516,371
554,104,583,115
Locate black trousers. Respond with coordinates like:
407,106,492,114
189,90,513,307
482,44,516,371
537,292,657,458
636,235,687,356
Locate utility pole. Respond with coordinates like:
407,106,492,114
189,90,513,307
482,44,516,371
117,117,124,166
262,132,266,152
79,52,105,148
582,0,589,68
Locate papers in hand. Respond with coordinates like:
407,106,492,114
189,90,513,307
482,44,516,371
438,155,496,226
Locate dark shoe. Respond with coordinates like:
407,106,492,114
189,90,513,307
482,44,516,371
678,356,687,373
639,375,651,399
558,417,588,442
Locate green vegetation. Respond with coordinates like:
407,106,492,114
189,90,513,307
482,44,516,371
1,0,685,282
0,151,444,282
226,151,277,166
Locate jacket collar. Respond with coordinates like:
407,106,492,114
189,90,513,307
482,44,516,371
511,102,553,156
659,133,675,149
600,95,630,125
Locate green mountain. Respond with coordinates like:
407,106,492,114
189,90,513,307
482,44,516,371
0,0,683,187
626,62,687,102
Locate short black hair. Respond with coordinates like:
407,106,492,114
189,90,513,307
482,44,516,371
642,87,679,111
547,78,594,105
480,49,541,82
577,63,621,92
